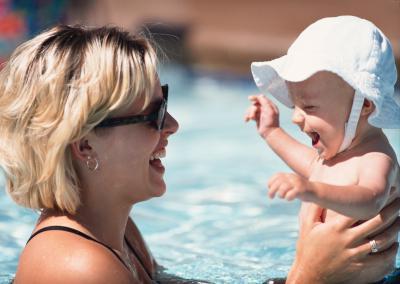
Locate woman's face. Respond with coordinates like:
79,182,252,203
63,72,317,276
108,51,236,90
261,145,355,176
89,80,179,204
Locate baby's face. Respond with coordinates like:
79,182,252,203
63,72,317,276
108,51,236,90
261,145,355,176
286,71,354,160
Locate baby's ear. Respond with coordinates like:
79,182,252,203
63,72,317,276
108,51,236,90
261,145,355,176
361,99,375,116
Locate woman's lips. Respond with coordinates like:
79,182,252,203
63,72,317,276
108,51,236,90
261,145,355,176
149,148,166,174
150,158,165,174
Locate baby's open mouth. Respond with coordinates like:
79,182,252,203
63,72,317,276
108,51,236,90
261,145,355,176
311,132,320,146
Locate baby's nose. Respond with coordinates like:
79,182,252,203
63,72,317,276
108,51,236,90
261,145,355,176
291,107,304,126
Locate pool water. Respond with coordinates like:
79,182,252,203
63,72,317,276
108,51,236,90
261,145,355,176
0,65,399,283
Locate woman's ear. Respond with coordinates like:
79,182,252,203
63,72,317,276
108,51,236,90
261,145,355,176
361,99,375,116
70,138,95,162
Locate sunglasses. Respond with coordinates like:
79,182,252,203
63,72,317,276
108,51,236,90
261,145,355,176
96,84,168,130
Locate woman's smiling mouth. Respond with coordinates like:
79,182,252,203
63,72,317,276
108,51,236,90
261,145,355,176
149,148,166,173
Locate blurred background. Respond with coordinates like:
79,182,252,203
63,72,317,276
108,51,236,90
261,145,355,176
1,0,399,75
0,1,399,283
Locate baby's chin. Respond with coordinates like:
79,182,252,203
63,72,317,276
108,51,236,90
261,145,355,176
316,148,337,161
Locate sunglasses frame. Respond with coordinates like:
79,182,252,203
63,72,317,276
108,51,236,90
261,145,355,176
96,84,168,130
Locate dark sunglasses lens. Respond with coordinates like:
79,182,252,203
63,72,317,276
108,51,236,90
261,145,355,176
151,84,168,130
162,84,168,99
157,101,167,130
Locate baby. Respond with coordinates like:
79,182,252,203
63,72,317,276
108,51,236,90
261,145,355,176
245,16,399,240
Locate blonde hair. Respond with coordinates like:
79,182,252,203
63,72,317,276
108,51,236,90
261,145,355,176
0,25,158,214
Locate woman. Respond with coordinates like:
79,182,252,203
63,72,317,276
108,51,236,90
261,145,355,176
0,25,398,284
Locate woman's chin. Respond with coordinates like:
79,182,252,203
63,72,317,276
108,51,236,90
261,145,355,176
151,180,167,197
153,188,166,198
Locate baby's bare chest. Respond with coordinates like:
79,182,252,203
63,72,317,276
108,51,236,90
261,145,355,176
309,159,360,186
308,159,361,222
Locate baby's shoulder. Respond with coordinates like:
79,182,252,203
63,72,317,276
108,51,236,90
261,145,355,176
352,133,398,168
357,145,398,170
355,139,399,188
14,228,134,284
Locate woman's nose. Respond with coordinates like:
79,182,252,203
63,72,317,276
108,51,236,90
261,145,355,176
291,107,304,126
163,112,179,135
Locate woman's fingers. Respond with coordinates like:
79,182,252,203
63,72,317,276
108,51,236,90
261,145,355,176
301,204,325,233
331,214,359,231
371,217,400,252
355,217,400,257
291,199,399,283
351,198,400,238
355,242,398,281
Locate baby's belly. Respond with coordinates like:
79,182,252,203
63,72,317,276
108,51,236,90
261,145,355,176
323,208,343,223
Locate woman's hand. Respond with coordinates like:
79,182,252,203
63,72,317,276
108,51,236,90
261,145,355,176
287,199,400,283
244,95,280,139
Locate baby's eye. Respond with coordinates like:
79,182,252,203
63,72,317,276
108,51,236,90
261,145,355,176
304,106,317,112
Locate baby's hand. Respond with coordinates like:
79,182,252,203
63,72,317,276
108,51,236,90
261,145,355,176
267,173,312,201
244,95,280,139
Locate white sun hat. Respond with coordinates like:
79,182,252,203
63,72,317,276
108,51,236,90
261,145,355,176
251,15,399,152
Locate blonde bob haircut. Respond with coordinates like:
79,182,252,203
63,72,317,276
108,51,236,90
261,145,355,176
0,25,158,214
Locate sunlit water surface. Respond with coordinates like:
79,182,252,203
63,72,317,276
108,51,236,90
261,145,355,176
0,65,399,283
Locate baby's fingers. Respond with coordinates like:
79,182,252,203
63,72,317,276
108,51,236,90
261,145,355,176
267,183,279,199
248,95,261,106
244,105,259,122
268,173,286,186
285,190,298,201
277,184,292,199
258,95,277,107
257,95,279,114
267,173,285,198
248,94,262,101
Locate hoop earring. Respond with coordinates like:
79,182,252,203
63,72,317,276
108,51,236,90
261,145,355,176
86,156,99,171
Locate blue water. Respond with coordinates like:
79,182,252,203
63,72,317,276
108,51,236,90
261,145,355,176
0,65,399,283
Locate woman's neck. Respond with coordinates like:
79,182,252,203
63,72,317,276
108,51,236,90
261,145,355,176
39,193,133,252
75,199,132,250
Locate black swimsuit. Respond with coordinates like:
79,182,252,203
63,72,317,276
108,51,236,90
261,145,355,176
27,225,158,283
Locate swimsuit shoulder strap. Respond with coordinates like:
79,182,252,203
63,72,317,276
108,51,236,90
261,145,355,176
26,225,129,270
124,235,157,282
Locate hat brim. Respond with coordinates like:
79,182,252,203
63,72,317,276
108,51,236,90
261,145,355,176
251,53,346,108
370,91,400,128
251,57,400,129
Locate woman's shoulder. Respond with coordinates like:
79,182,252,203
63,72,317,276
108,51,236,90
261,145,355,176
14,226,136,284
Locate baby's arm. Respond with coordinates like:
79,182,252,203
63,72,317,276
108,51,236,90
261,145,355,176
268,154,395,220
244,95,317,178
